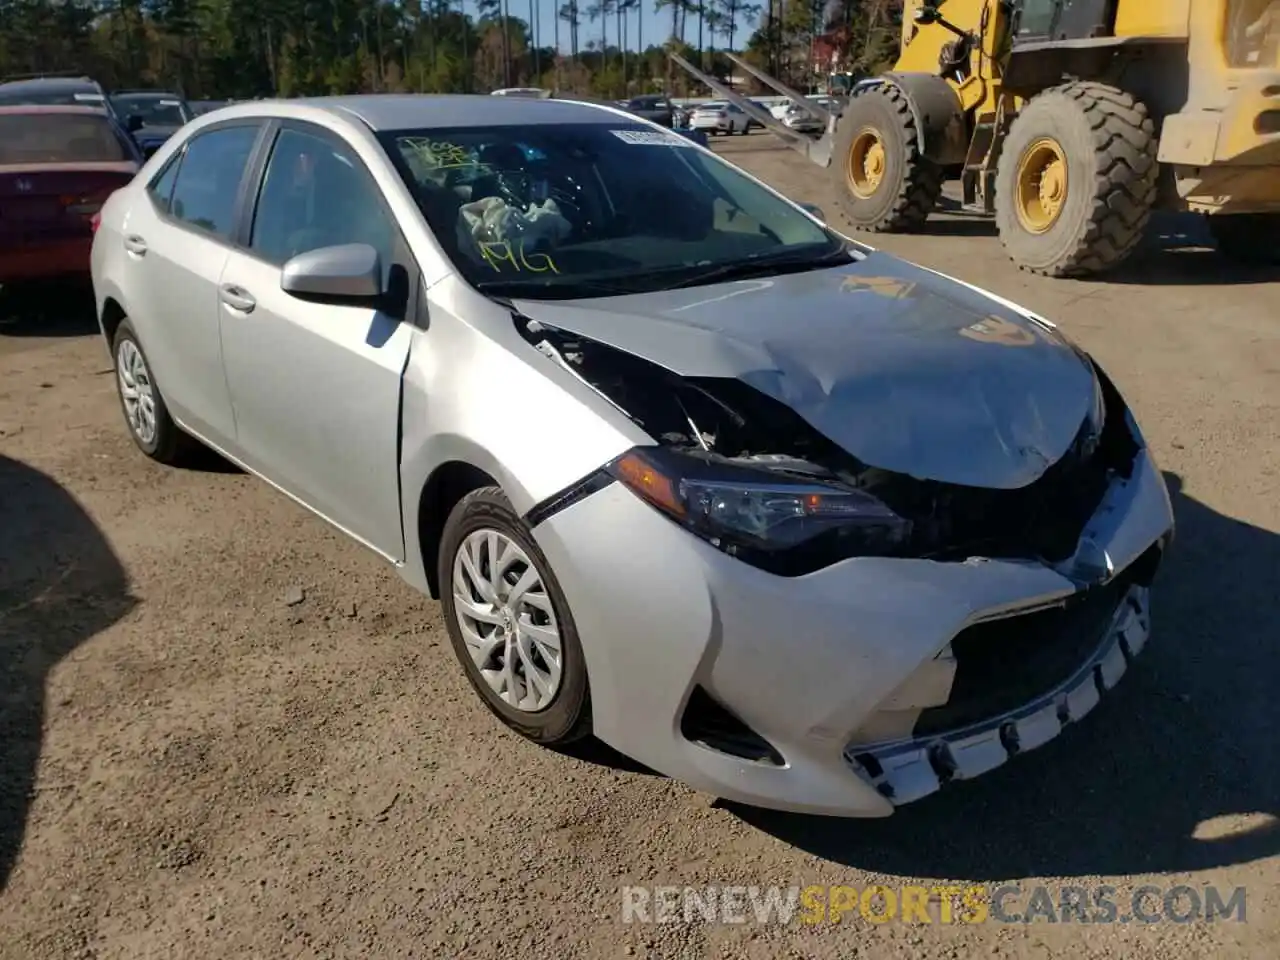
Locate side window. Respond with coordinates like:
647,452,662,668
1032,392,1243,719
249,127,396,275
168,125,260,238
147,151,182,214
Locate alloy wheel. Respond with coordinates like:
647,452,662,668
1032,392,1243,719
451,529,563,712
116,338,157,446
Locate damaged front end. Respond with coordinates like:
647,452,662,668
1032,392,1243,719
517,313,1141,579
518,310,1171,806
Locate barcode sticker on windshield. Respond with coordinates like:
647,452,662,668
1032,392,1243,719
610,129,694,147
159,99,181,106
73,92,104,102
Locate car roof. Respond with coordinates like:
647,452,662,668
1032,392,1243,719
0,104,112,117
0,76,100,92
202,94,634,131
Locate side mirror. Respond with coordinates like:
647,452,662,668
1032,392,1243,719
914,3,940,24
798,202,826,222
281,243,385,304
125,114,144,133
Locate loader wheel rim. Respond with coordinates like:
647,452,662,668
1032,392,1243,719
1015,138,1069,234
847,128,887,199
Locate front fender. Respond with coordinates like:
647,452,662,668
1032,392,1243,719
397,276,652,593
882,71,968,166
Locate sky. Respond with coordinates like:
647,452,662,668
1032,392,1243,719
460,0,767,55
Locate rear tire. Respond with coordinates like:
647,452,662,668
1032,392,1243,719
994,82,1158,277
111,319,200,465
1208,214,1280,265
827,83,943,232
438,486,592,746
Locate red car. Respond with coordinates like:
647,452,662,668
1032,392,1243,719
0,104,142,287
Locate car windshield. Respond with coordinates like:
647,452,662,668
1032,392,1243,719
111,95,188,127
380,121,849,300
0,113,130,164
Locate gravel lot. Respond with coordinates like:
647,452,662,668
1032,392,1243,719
2,132,1278,959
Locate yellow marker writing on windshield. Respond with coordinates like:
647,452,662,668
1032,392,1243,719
479,241,518,272
479,240,559,274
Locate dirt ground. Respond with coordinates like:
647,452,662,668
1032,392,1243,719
2,133,1278,959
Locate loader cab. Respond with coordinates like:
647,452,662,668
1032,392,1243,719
1011,0,1117,43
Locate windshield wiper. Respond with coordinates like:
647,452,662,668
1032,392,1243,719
664,245,854,290
474,277,643,300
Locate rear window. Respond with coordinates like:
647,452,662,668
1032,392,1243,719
0,114,131,164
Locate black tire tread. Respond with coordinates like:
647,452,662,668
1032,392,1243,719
831,83,943,233
438,486,593,746
996,81,1159,277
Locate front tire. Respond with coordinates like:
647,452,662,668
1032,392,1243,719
438,486,592,746
994,82,1158,277
827,83,943,232
112,319,198,465
1208,214,1280,265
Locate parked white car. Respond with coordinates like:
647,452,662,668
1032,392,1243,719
689,101,750,136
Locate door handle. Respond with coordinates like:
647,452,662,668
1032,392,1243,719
218,284,256,313
123,234,147,255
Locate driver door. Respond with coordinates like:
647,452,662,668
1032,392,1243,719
217,122,415,562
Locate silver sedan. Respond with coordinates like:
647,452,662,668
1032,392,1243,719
90,94,1174,817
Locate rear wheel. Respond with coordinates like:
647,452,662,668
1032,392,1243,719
828,83,943,232
1208,214,1280,265
112,319,200,465
994,81,1158,277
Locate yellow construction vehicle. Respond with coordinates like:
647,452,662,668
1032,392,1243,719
671,1,1280,277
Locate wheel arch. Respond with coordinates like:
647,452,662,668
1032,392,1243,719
881,71,969,166
100,296,127,344
416,458,503,600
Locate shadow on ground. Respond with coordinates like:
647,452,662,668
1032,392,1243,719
1108,212,1280,286
0,281,99,338
553,737,663,776
730,471,1280,880
0,455,136,893
877,207,1280,285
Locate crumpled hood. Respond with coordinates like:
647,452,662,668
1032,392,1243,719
513,251,1096,489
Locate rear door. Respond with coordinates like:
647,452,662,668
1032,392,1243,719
217,122,414,561
115,121,266,449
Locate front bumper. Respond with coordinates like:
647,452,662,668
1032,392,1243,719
531,444,1173,817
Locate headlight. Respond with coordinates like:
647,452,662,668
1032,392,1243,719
607,447,912,574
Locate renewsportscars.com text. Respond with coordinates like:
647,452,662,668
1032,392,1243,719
620,883,1247,926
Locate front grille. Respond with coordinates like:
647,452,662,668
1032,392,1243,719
914,545,1161,737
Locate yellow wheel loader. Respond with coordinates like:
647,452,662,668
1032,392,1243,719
670,1,1280,277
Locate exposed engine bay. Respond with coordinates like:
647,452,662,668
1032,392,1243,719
518,314,1141,571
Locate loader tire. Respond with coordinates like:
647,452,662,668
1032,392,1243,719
829,83,943,233
995,82,1158,278
1208,214,1280,266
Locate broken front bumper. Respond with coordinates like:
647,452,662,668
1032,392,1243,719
845,580,1151,806
530,442,1173,817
